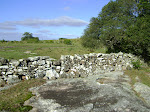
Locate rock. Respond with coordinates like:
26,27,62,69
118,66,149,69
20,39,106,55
134,82,150,105
25,72,150,112
37,60,46,65
28,56,40,62
6,71,14,75
56,66,61,73
53,60,61,66
0,66,9,69
40,56,50,60
10,60,20,67
0,58,8,66
36,70,45,78
6,75,21,84
45,69,59,79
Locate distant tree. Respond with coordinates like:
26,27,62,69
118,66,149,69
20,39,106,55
64,39,72,45
21,32,39,43
21,32,33,41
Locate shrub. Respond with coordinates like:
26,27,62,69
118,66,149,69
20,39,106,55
26,37,39,43
132,60,142,70
64,39,72,45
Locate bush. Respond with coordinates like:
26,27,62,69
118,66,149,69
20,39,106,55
63,39,72,45
0,39,7,43
132,60,142,70
26,37,39,43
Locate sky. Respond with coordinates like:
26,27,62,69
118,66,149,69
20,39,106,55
0,0,110,41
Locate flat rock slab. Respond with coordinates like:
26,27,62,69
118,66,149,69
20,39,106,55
25,72,150,112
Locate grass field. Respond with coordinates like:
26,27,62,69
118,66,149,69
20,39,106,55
0,39,106,60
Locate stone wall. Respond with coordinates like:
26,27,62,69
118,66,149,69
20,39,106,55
0,52,137,84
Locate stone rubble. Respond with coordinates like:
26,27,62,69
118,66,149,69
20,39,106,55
0,52,137,84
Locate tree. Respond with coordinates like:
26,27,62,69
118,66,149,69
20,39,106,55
81,17,102,49
137,0,150,17
81,0,150,62
21,32,39,43
21,32,33,41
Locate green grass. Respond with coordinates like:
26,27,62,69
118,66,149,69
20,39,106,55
124,67,150,87
0,39,106,60
0,79,46,112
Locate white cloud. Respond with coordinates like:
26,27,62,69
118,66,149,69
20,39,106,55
0,16,88,30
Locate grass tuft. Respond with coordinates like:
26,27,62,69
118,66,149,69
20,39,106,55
124,67,150,87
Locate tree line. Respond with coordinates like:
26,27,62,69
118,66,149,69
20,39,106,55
81,0,150,63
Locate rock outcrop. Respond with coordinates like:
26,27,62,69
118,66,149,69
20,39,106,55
0,52,137,84
24,71,150,112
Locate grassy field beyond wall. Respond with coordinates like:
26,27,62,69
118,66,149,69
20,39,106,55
0,39,106,60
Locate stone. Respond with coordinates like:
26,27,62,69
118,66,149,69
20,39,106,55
6,71,14,75
36,70,45,78
134,82,150,105
0,58,8,66
28,56,40,62
10,60,20,67
7,75,21,84
38,60,46,65
56,66,61,73
23,67,28,70
19,59,24,62
40,56,50,60
53,60,61,66
25,72,150,112
45,69,59,79
0,66,9,69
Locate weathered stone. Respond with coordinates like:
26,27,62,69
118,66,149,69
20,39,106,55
45,69,59,79
0,58,8,66
6,75,20,84
134,82,150,105
10,60,20,67
6,71,14,75
38,60,46,65
53,60,61,66
0,66,9,69
40,56,50,60
28,56,40,62
25,72,150,112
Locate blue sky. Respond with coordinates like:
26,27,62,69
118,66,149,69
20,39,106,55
0,0,110,41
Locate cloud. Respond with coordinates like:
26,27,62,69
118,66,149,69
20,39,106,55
63,7,70,11
0,22,17,30
0,32,22,41
37,29,51,33
0,16,88,30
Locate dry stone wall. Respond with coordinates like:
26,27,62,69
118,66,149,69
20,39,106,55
0,52,137,84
